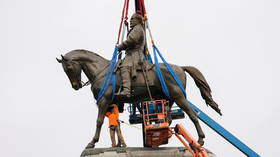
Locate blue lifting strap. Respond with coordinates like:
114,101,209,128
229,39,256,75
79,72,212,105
97,45,120,103
153,45,171,99
152,44,260,157
146,53,153,64
153,45,186,98
97,46,154,104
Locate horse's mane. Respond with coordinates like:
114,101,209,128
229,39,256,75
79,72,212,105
65,49,109,62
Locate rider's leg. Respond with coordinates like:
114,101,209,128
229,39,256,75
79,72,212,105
118,66,131,97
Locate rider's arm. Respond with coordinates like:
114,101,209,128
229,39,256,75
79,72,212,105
119,25,143,51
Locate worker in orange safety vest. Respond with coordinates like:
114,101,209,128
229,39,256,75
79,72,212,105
105,104,127,147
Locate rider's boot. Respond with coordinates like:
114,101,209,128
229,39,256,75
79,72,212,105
116,67,131,98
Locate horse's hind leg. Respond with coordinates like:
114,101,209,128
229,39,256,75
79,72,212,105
86,99,108,148
175,97,205,146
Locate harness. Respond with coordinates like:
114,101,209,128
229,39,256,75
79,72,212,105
81,63,110,88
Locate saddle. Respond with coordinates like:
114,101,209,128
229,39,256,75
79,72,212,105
115,62,155,87
134,63,154,71
132,63,155,86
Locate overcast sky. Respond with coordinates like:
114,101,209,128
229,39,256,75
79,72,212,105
1,0,279,157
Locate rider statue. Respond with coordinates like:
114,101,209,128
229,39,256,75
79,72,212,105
117,13,146,98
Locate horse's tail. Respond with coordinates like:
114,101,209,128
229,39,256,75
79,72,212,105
181,66,222,116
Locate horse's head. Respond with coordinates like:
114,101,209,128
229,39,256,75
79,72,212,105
57,55,82,90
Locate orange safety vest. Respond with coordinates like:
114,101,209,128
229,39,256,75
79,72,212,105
105,105,119,126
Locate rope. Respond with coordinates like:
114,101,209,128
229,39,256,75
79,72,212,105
140,0,147,15
117,0,129,44
146,19,154,46
135,0,146,16
120,22,127,43
137,1,152,64
119,119,141,130
125,0,130,30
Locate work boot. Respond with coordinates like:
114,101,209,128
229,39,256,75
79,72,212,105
116,142,121,147
116,138,121,147
121,143,127,147
116,67,131,98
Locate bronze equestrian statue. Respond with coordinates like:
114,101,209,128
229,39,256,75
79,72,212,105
56,13,222,148
56,49,222,148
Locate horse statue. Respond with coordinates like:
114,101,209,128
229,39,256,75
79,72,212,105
56,49,222,148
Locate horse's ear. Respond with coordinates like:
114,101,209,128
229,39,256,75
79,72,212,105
61,55,68,61
56,58,62,63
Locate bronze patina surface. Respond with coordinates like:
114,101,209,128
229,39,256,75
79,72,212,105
57,49,222,148
116,13,146,98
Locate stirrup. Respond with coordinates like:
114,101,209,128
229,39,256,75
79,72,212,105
115,92,131,98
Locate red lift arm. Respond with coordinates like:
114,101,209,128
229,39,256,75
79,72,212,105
142,100,209,157
174,124,208,157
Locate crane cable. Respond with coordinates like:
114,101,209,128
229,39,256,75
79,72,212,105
117,0,130,45
119,119,141,130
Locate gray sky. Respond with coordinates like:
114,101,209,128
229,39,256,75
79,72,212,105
1,0,279,157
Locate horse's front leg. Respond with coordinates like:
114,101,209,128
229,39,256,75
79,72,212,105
86,100,108,149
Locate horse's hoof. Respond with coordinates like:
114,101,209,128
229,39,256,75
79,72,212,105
85,143,95,149
198,138,204,146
